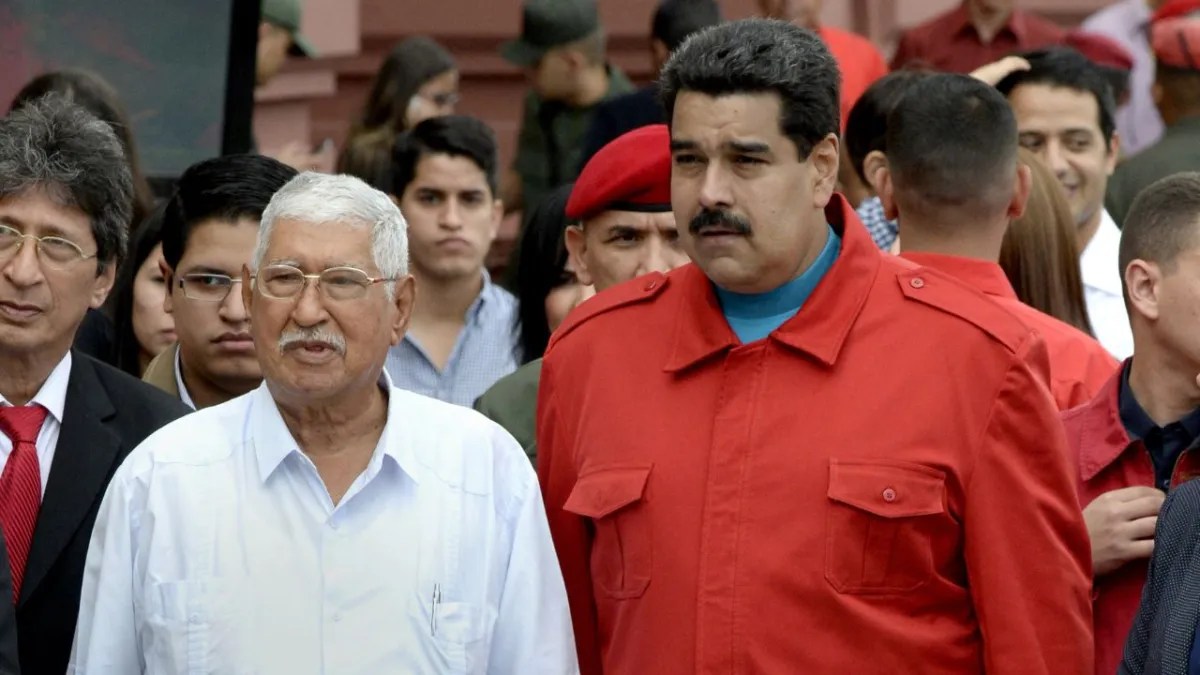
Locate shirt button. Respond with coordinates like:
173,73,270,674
909,277,925,289
188,613,202,625
329,521,339,531
644,280,658,292
332,612,342,623
882,488,897,503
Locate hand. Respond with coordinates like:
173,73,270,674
1083,486,1165,577
970,56,1031,86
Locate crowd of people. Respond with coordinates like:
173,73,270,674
2,0,1200,673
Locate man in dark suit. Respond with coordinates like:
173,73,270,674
0,96,187,675
576,0,721,169
0,534,16,675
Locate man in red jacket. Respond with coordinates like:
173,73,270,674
1062,171,1200,675
537,17,1092,675
883,73,1118,410
892,0,1063,73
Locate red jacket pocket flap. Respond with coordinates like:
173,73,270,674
563,466,652,519
828,460,946,518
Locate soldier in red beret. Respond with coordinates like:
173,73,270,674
538,19,1092,675
474,124,688,464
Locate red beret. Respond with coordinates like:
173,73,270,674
1152,0,1200,70
566,124,672,222
1064,31,1134,72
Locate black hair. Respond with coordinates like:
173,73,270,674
1119,172,1200,280
652,0,722,52
844,69,933,185
0,94,131,272
659,18,840,159
995,47,1117,146
887,74,1019,217
160,154,297,270
109,205,166,376
352,36,456,137
514,182,575,363
391,115,498,198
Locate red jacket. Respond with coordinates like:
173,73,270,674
900,253,1118,410
891,4,1064,74
1062,366,1200,675
538,196,1093,675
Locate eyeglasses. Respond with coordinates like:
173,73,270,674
0,223,96,269
251,264,397,301
178,273,243,302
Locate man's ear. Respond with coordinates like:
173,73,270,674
1125,258,1162,323
563,224,594,287
160,258,176,314
1007,163,1032,221
389,275,417,346
489,198,503,242
863,150,888,195
1106,131,1121,175
878,164,899,222
809,134,840,209
241,265,254,316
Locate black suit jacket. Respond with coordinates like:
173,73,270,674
15,352,187,675
0,533,17,675
1121,478,1200,675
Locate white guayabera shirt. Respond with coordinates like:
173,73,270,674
67,375,578,675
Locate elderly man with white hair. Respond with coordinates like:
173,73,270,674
67,173,578,675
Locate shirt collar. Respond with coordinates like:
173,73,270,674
1079,209,1124,297
948,2,1023,41
1076,362,1134,482
173,346,197,410
664,194,878,372
898,252,1018,300
250,368,418,485
1118,359,1200,442
0,351,71,423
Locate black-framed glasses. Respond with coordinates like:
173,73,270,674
178,273,243,302
0,223,95,268
251,264,396,301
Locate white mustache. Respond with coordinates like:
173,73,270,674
278,327,347,355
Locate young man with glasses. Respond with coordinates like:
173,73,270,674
142,154,297,409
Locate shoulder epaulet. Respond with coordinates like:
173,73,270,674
893,265,1034,354
546,271,670,352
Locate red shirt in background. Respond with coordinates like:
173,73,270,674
820,25,888,127
891,3,1064,73
900,252,1118,410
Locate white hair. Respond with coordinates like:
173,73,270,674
253,172,409,297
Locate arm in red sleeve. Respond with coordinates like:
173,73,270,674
964,339,1094,674
537,353,603,675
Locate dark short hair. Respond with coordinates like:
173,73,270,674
160,154,297,270
1118,172,1200,279
110,205,167,375
844,69,933,185
995,48,1117,146
887,74,1019,217
652,0,722,52
353,36,456,136
0,94,132,272
391,115,498,198
659,18,840,159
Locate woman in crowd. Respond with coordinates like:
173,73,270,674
1000,147,1096,336
512,182,591,364
338,37,458,180
109,207,175,377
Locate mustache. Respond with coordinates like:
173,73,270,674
278,327,347,355
688,209,752,235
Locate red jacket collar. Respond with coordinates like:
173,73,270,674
898,252,1018,300
1072,361,1135,482
664,194,879,372
946,2,1025,41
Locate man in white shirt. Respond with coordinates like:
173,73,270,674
996,47,1135,359
69,173,578,674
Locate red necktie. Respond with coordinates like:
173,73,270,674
0,404,47,602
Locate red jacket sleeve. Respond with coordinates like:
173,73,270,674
537,353,603,675
964,338,1094,674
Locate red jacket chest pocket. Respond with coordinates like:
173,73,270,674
564,465,653,600
825,459,948,594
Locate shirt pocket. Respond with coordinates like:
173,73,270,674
824,459,947,595
563,465,653,600
416,594,497,674
144,578,256,675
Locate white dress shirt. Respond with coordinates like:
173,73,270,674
0,352,71,496
1080,210,1134,360
68,376,578,675
172,347,196,410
